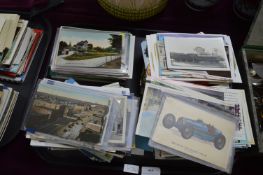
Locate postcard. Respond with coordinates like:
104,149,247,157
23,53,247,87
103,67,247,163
0,90,18,140
0,14,20,55
50,26,135,80
0,17,5,33
0,89,4,119
109,96,127,144
0,87,3,102
150,94,236,172
0,19,11,55
11,27,33,65
2,19,28,65
0,87,13,121
141,41,149,69
146,34,158,79
136,82,229,138
135,83,163,137
26,80,112,144
54,27,125,69
189,87,248,144
156,42,167,70
184,82,253,146
155,79,251,146
164,36,230,71
239,91,254,145
30,139,74,149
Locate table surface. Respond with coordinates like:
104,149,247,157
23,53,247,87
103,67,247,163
0,0,263,174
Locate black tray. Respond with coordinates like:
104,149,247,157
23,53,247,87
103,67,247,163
241,1,263,152
29,23,260,174
0,15,51,147
241,49,263,152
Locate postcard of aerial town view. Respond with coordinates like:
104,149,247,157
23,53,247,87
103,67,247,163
164,37,230,71
26,82,112,144
55,27,124,69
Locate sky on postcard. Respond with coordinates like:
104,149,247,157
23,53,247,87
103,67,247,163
38,82,110,106
60,29,114,48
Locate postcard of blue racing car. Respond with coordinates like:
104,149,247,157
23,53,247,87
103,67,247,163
162,113,226,150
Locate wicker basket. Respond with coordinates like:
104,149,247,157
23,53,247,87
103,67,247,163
98,0,168,21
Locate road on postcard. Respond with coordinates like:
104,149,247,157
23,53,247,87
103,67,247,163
57,52,120,67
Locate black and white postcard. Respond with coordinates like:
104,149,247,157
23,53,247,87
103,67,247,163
164,37,230,71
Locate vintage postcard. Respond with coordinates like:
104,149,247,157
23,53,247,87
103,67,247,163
189,86,252,146
26,81,112,144
164,37,230,71
135,83,163,137
0,17,5,33
141,40,151,79
150,94,236,172
109,96,127,144
136,82,228,138
0,19,11,56
54,27,125,69
0,88,4,119
0,90,18,140
0,87,13,121
2,19,28,65
0,14,20,54
0,87,3,104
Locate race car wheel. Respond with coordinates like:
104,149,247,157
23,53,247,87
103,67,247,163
214,134,226,150
162,113,176,129
176,117,184,130
181,125,193,139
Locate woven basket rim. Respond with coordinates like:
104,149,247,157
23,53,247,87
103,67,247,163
98,0,168,12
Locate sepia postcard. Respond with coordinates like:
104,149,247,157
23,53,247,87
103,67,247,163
164,37,230,71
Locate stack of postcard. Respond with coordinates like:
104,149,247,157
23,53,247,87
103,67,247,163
24,78,139,162
0,84,19,141
142,32,242,83
49,26,135,81
135,81,254,173
0,13,43,82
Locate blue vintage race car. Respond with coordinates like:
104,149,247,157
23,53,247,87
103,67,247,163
162,114,226,150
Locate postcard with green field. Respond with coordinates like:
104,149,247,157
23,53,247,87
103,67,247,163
55,27,125,69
